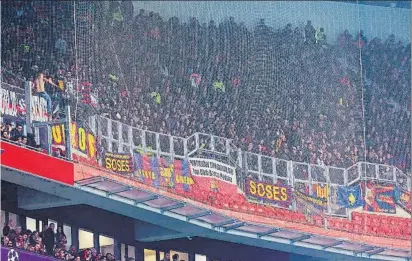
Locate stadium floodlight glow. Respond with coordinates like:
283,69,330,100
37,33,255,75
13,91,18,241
160,203,185,213
187,211,212,221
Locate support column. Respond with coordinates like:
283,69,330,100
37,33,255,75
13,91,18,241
64,104,72,160
18,215,26,230
93,232,100,252
114,238,121,260
41,218,48,231
135,243,145,261
24,81,33,134
156,250,160,261
188,252,196,261
124,244,128,260
36,219,40,232
71,226,79,251
4,212,10,226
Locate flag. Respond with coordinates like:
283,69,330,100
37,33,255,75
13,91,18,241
337,184,363,208
363,182,396,214
181,159,190,192
150,156,160,188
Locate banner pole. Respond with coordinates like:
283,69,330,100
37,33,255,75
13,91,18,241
25,81,33,134
65,104,73,160
409,4,412,251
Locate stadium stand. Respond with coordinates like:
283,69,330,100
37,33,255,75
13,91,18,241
1,1,410,172
0,1,411,260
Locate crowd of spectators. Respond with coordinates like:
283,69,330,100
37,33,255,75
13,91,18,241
1,222,122,261
1,1,410,173
0,121,41,149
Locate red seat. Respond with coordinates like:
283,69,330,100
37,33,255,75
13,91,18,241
333,219,343,230
353,224,362,233
343,221,353,231
351,212,361,219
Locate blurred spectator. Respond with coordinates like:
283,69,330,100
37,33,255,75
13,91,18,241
44,223,55,255
10,124,24,141
2,223,116,261
161,253,171,261
33,71,54,119
304,20,316,44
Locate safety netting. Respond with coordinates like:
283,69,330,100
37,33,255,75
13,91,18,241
1,0,411,254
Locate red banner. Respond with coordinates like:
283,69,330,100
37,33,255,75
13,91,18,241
0,141,74,185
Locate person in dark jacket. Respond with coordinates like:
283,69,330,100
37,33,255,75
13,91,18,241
10,124,24,141
44,223,55,255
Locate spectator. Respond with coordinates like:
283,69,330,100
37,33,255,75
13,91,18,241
106,252,115,261
172,254,179,261
10,123,24,141
315,28,326,45
44,223,56,255
161,253,171,261
33,71,55,120
55,34,68,59
304,20,316,44
55,226,66,248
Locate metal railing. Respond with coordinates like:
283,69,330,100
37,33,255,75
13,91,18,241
92,116,411,203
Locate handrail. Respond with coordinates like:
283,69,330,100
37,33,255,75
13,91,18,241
94,116,410,185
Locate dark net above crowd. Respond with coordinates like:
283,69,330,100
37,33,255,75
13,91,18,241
1,1,411,173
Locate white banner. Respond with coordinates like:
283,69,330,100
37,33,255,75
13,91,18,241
189,158,237,184
0,83,48,122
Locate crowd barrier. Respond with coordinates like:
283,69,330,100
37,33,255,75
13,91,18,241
86,116,411,216
19,113,412,222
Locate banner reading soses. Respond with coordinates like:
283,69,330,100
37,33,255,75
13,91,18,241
245,178,292,207
104,152,133,174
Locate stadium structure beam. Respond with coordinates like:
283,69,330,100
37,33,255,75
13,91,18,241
290,234,311,243
322,241,343,249
213,219,236,228
223,222,246,231
77,177,106,186
107,186,132,196
134,195,159,204
366,248,386,257
187,211,212,221
257,228,280,238
160,203,185,213
353,246,375,255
